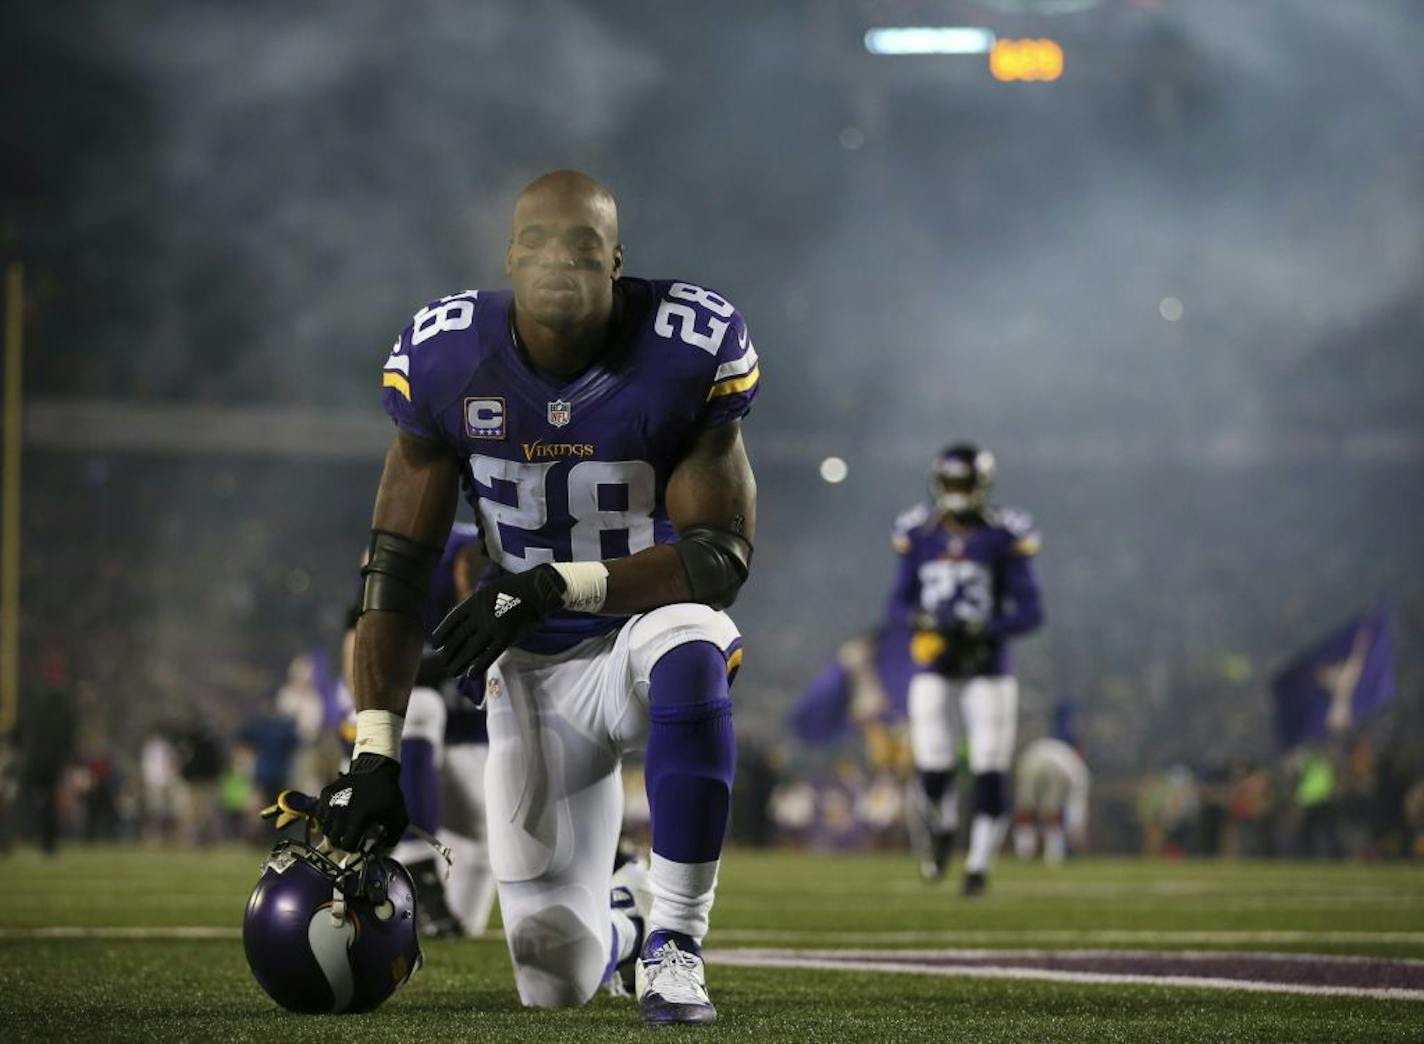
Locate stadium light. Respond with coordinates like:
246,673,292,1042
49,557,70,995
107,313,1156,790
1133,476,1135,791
819,457,849,484
864,27,997,56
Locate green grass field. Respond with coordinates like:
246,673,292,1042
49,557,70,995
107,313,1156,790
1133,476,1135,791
2,846,1422,1042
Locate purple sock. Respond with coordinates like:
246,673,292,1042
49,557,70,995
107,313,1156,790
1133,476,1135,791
645,641,736,865
399,737,441,837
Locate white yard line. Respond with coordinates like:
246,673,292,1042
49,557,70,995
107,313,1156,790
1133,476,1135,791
4,925,1423,949
711,928,1424,945
707,950,1424,1002
0,925,509,941
775,947,1424,967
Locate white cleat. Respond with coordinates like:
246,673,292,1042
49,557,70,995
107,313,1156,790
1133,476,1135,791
636,929,716,1026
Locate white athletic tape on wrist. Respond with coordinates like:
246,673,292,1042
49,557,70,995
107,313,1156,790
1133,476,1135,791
551,561,609,614
354,709,404,763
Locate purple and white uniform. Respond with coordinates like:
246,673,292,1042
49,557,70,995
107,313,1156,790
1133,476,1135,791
380,278,758,1008
380,279,758,652
890,501,1043,776
886,502,1043,679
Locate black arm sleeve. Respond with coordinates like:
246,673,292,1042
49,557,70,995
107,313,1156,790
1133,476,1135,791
361,530,443,623
673,526,753,609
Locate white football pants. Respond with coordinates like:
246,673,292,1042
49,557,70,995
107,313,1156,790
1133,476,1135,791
907,673,1018,774
484,604,740,1009
439,744,495,935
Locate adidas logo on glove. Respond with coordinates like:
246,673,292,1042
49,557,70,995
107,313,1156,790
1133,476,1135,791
493,592,522,618
330,787,353,808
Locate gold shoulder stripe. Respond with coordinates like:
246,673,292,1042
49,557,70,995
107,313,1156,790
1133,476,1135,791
707,364,760,401
726,647,745,674
383,371,412,401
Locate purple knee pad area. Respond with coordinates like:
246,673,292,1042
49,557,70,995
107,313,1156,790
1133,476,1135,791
398,737,441,837
974,770,1009,818
645,641,737,865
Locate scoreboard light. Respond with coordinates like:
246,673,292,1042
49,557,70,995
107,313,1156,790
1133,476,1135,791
989,38,1064,81
864,27,997,56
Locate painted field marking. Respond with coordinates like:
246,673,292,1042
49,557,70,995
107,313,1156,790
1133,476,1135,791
0,926,509,942
793,947,1424,966
708,949,1424,1002
0,926,242,940
4,926,1424,948
712,928,1424,946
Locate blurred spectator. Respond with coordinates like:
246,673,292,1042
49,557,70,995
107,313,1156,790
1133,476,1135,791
1224,762,1275,858
275,654,326,796
140,727,179,841
81,756,122,841
20,656,77,855
1372,747,1412,858
173,721,224,846
1137,765,1200,859
1402,778,1424,861
1338,735,1377,859
1293,746,1341,860
768,777,817,847
729,741,779,848
220,744,257,841
243,711,299,807
856,773,907,848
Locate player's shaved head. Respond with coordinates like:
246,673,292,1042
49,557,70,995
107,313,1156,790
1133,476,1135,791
507,169,624,336
514,169,619,240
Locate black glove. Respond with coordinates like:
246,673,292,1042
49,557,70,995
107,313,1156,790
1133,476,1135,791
939,620,996,678
316,753,408,852
433,565,567,678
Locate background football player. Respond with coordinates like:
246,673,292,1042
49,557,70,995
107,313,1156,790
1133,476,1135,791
1013,735,1090,864
887,443,1044,896
316,170,758,1025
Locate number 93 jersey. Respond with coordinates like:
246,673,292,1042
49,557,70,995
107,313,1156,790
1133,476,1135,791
887,502,1044,677
379,278,760,654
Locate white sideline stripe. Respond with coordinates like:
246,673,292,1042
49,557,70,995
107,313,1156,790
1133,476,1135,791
713,928,1424,945
708,950,1424,1003
0,925,509,942
0,926,242,940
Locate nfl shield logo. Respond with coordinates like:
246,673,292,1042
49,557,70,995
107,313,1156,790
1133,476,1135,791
547,399,572,428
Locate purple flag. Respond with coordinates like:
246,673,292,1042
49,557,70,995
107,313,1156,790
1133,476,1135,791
1272,603,1396,749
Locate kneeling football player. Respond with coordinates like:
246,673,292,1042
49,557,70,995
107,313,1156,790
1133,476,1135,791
316,170,759,1025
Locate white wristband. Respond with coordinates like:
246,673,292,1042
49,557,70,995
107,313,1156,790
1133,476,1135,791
551,561,609,614
353,709,404,763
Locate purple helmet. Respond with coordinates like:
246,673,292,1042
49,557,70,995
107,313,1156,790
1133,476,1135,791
931,442,995,518
243,832,423,1014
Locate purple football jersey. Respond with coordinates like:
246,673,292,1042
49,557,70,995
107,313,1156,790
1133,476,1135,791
885,502,1044,677
379,277,760,653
